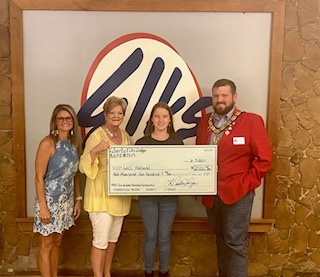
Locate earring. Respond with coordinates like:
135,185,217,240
51,129,58,136
70,130,74,136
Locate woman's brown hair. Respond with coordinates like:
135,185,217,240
146,102,175,135
49,104,79,148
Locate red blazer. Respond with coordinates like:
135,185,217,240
196,110,272,208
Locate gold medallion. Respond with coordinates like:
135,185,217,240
208,109,242,145
213,136,220,145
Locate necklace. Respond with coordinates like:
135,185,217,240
208,110,242,145
106,127,119,138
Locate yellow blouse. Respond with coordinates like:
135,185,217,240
79,127,132,215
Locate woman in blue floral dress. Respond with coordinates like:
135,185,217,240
33,104,81,277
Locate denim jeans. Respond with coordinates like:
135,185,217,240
139,196,178,273
206,191,254,277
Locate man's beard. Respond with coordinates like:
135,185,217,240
213,101,235,115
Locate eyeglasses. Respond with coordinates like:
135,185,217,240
56,116,73,122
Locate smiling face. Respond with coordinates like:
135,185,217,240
55,110,74,133
151,107,171,132
105,104,124,127
212,84,237,115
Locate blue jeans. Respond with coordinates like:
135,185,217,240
139,196,178,274
206,191,254,277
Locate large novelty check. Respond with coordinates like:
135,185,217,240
108,145,217,195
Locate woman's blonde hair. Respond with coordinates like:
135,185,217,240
103,96,127,116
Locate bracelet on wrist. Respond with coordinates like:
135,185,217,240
75,196,82,201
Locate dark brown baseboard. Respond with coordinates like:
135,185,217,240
14,269,145,277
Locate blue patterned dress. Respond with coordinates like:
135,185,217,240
33,140,79,236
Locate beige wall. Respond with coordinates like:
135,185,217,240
1,0,320,276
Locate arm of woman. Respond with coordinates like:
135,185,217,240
73,171,81,220
79,131,109,179
35,137,54,225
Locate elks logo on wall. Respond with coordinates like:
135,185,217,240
77,33,211,144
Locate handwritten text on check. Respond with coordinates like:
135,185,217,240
108,145,217,195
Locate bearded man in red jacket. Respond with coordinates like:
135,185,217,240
196,79,272,277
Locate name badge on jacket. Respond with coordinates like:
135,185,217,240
233,137,245,145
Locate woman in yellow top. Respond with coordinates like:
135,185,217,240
79,96,131,277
